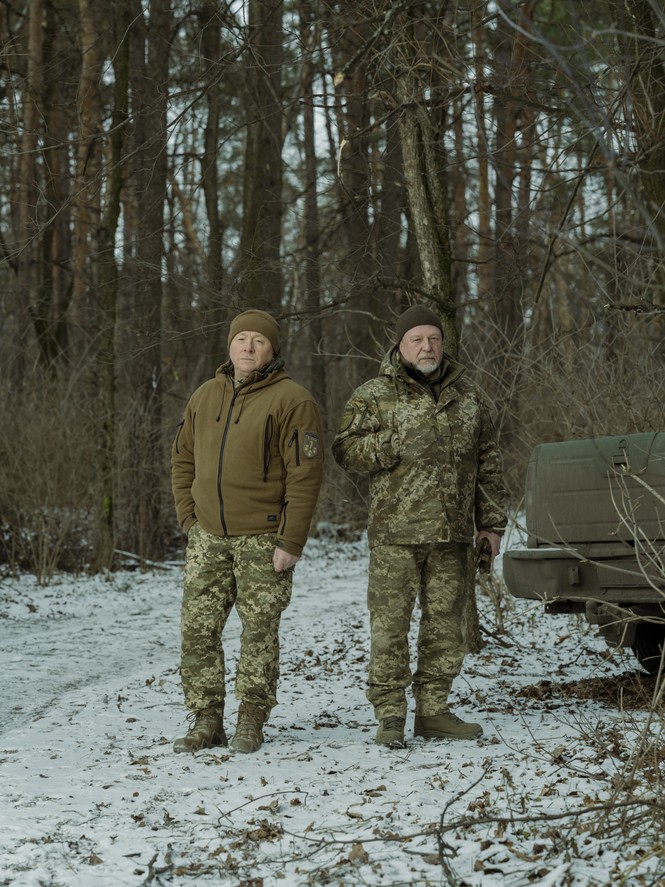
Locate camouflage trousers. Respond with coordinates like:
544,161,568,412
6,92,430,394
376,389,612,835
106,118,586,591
180,524,293,715
367,542,472,720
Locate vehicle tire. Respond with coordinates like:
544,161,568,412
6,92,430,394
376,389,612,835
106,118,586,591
631,622,665,675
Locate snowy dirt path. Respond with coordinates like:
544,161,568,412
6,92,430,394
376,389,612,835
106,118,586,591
0,571,180,737
0,536,663,886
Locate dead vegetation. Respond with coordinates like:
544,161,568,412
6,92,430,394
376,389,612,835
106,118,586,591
517,672,663,712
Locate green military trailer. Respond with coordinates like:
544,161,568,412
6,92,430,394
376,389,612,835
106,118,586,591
503,433,665,674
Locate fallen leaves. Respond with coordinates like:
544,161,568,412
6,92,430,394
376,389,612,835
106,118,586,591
516,673,663,711
348,842,369,863
230,819,284,847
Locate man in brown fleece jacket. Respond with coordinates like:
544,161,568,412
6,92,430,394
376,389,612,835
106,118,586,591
171,309,324,754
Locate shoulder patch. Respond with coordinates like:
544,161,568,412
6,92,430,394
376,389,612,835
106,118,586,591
302,431,321,459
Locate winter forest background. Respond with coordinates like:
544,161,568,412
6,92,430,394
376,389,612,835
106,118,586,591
1,0,665,580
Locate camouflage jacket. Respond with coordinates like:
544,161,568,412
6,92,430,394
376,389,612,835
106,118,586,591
172,358,324,556
332,347,507,547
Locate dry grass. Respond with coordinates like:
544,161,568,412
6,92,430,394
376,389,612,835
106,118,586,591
517,672,664,711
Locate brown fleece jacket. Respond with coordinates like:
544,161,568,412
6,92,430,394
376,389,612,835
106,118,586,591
172,359,324,556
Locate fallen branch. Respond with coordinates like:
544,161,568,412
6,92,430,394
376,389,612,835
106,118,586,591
277,795,663,856
114,549,182,570
604,301,665,316
435,796,664,840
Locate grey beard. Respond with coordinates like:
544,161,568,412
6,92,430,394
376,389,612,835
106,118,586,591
409,358,440,376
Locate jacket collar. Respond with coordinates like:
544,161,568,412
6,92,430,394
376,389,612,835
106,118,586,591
217,354,286,388
380,345,466,390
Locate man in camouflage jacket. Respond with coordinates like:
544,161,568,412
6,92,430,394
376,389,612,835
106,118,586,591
333,305,506,748
171,309,324,755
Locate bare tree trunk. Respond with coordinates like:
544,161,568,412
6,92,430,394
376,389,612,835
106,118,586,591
394,9,456,352
374,93,406,323
299,0,327,411
623,0,665,274
91,0,130,572
326,0,380,385
450,93,468,313
70,0,104,361
199,0,227,367
16,0,45,374
471,0,492,331
491,0,519,347
622,0,665,349
126,0,171,560
38,3,72,366
238,0,284,312
488,0,537,486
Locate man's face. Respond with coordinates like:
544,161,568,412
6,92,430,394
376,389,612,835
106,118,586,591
229,330,274,380
399,324,443,375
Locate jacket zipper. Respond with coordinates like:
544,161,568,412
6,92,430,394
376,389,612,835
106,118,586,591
174,420,184,454
279,500,288,536
288,429,300,466
217,391,239,535
263,415,274,481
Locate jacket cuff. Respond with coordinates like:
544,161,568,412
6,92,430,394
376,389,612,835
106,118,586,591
182,514,198,534
276,538,303,557
377,429,400,470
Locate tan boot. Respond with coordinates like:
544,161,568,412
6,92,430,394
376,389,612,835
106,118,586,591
230,702,266,754
375,717,406,749
173,707,227,753
414,711,483,740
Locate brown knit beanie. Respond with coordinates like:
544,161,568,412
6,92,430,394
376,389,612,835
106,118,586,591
395,305,443,343
228,309,281,354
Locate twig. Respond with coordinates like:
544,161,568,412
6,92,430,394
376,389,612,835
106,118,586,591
114,549,181,570
604,302,665,316
479,621,515,648
435,797,662,837
215,789,308,823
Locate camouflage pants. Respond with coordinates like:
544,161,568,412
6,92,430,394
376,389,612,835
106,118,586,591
180,524,293,715
367,542,472,720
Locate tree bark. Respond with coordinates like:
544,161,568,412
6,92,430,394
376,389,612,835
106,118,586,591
16,0,45,374
91,0,131,572
622,0,665,350
395,11,456,353
36,2,73,367
470,0,493,331
70,0,104,361
199,0,227,367
125,0,171,560
299,0,327,411
238,0,284,312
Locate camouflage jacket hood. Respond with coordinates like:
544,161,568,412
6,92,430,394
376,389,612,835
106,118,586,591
172,358,324,556
332,347,507,546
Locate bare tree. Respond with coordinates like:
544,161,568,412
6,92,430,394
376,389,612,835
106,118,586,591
393,3,457,351
122,0,172,560
91,0,131,571
299,0,327,410
238,0,284,312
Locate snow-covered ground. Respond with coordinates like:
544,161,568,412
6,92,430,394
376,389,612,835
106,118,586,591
1,530,663,886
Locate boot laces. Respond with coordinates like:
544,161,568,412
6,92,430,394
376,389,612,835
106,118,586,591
236,707,263,738
188,708,221,734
